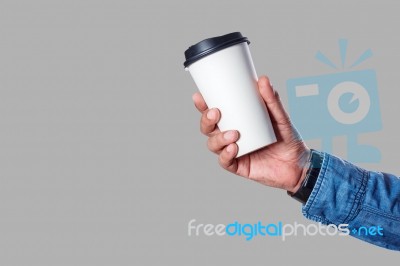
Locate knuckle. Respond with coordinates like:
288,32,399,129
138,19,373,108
218,155,227,168
200,115,210,134
207,134,223,153
215,132,225,146
218,149,230,167
207,137,216,152
200,114,215,135
277,115,292,127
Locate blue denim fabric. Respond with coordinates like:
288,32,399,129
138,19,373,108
302,151,400,251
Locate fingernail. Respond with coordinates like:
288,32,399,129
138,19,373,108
224,131,237,141
207,109,217,120
227,144,234,153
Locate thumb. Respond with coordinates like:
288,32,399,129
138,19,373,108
258,76,291,126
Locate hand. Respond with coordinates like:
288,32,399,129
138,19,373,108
192,76,310,193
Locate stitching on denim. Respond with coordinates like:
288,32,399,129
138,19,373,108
362,205,400,222
343,168,369,224
302,211,334,225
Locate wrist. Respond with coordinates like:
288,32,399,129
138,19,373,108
288,149,323,204
288,148,311,194
290,161,310,194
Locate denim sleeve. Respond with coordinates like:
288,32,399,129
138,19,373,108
302,151,400,251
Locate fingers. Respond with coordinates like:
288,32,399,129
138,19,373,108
193,92,221,136
207,130,239,154
192,92,208,113
258,76,291,126
218,143,239,173
200,108,220,136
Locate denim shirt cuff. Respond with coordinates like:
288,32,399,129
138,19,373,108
302,152,369,225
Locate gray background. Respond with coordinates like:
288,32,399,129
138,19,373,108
0,0,398,265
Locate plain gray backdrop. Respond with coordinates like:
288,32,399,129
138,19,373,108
0,0,398,265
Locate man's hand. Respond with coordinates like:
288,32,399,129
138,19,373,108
192,76,310,193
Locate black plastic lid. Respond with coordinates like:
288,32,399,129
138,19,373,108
183,32,249,68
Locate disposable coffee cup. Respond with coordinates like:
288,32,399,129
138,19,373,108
184,32,277,157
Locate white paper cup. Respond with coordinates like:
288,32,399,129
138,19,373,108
184,32,277,157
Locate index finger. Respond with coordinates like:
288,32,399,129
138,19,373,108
192,92,208,113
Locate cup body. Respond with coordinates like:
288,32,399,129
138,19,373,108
186,42,277,157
